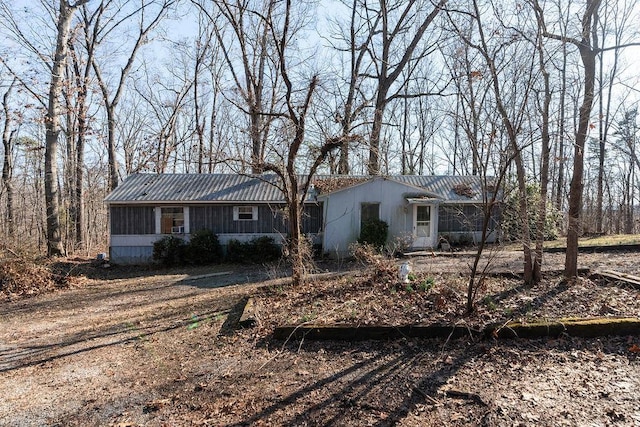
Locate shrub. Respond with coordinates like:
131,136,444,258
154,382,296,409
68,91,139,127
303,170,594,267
226,236,282,264
457,233,474,246
417,277,435,292
358,219,388,249
252,236,282,261
225,239,243,263
152,236,187,267
187,229,223,265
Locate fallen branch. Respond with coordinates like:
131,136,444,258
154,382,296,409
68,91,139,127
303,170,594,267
413,386,441,405
441,389,488,406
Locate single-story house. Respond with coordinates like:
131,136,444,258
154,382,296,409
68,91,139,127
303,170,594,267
104,173,500,264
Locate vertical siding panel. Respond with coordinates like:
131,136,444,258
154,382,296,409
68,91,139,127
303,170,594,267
110,206,154,234
301,203,323,234
175,203,322,235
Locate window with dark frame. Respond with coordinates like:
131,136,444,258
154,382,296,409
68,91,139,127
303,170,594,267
234,206,258,221
361,203,380,224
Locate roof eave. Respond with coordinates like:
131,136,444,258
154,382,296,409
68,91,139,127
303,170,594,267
104,199,321,205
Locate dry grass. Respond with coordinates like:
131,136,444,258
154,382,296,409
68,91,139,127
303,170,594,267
501,233,640,250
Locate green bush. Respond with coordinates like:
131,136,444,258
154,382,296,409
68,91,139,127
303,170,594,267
457,233,474,246
358,219,388,249
226,239,243,263
187,229,223,265
152,236,187,267
252,236,283,261
226,236,282,264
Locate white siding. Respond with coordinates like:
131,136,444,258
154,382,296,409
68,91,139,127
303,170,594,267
321,178,426,257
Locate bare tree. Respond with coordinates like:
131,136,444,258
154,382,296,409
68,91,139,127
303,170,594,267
443,38,494,176
89,0,175,191
194,0,284,173
236,0,348,285
531,10,552,282
0,0,89,255
322,0,377,174
192,10,214,173
1,78,17,241
593,0,637,233
447,0,539,284
42,0,90,256
364,0,446,175
552,0,570,214
66,11,99,250
534,0,640,277
613,108,639,233
133,60,195,173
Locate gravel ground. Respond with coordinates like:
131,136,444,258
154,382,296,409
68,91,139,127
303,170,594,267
0,251,639,426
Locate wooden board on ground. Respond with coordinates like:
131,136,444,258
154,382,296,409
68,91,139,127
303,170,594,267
273,317,640,341
593,270,640,289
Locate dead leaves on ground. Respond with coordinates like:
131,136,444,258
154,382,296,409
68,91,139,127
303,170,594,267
253,269,640,336
0,258,71,300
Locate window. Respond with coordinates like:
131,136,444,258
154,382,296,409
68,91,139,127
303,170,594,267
233,206,258,221
161,207,184,234
415,205,431,238
361,203,380,224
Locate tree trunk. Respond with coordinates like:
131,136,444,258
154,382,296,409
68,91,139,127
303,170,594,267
45,0,82,257
74,127,84,248
596,49,605,233
69,40,91,251
565,3,599,278
106,107,118,190
555,40,567,212
534,50,552,283
1,81,15,240
368,100,385,175
287,189,305,286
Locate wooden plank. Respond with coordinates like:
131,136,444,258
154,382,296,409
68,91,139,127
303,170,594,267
274,324,479,341
593,270,640,288
489,317,640,339
239,297,256,327
273,317,640,341
545,243,640,253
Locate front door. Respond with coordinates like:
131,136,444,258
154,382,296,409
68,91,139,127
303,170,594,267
412,205,434,248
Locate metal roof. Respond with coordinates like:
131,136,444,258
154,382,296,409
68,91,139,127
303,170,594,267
104,173,288,204
393,175,493,202
105,173,494,204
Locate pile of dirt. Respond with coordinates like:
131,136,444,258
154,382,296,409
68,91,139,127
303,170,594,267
0,258,71,300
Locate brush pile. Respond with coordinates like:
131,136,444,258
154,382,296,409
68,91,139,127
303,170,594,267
0,258,69,300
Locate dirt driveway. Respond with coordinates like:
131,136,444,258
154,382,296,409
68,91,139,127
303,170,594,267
1,252,639,426
0,265,269,425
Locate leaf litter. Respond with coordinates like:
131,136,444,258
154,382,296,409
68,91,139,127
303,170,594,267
0,251,638,426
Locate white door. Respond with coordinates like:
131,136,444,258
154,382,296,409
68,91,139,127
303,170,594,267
412,205,434,248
